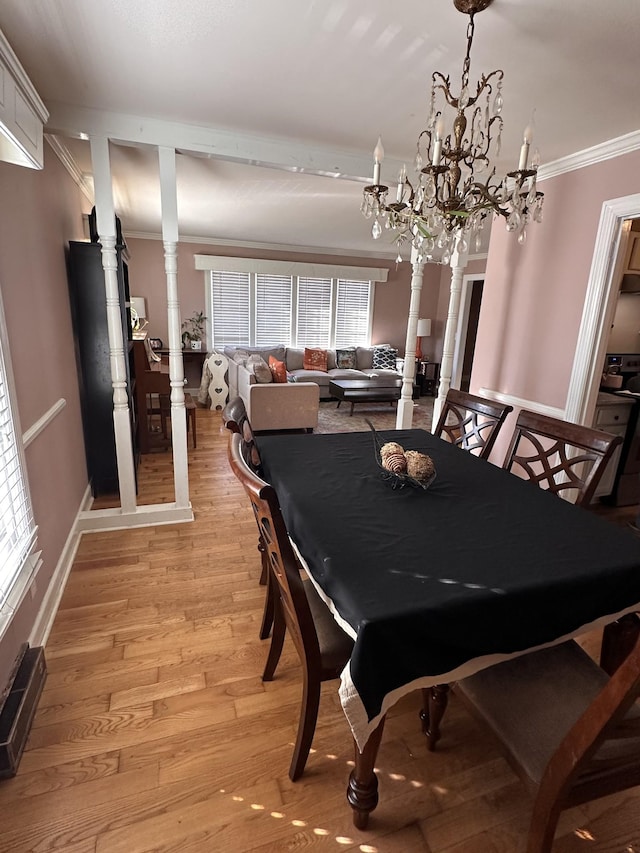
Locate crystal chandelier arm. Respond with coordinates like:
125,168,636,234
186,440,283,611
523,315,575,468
417,127,436,158
432,73,458,111
467,182,511,219
470,69,503,108
463,113,502,167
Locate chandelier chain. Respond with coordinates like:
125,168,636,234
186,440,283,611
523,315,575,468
462,15,474,92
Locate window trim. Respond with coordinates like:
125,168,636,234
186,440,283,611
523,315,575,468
195,254,389,283
0,286,39,640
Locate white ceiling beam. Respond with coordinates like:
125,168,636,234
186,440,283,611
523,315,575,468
46,101,406,185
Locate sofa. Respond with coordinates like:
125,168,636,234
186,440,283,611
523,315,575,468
224,344,401,432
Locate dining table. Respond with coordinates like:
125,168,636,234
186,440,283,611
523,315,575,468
256,427,640,828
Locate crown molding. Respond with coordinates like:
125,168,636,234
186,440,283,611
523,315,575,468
538,129,640,182
0,28,48,168
45,134,94,201
0,29,48,123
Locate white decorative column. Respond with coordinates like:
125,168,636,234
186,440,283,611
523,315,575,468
396,247,425,429
90,135,137,513
432,232,470,428
158,146,190,509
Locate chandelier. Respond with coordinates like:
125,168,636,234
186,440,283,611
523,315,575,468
361,0,544,262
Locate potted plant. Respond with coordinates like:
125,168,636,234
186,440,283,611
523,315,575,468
181,311,206,350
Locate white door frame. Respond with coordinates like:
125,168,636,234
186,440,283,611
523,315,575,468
452,273,485,390
566,194,640,427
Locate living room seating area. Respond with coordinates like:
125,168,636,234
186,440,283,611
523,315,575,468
224,343,402,432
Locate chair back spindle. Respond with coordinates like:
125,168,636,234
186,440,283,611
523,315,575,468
434,389,513,459
502,409,622,506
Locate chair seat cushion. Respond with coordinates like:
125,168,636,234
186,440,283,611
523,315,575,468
456,641,610,785
303,578,353,674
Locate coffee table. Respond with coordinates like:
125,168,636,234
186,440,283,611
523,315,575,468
329,378,402,416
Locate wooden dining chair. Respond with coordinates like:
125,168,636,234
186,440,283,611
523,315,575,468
227,432,354,781
502,409,622,507
453,634,640,852
421,409,623,753
433,389,513,459
222,397,273,640
222,396,261,472
421,390,513,746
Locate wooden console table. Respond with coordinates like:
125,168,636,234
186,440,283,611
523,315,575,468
158,348,208,389
158,348,207,368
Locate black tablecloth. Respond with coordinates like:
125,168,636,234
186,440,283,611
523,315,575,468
258,429,640,727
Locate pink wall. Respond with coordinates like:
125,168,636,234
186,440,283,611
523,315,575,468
471,148,640,463
125,238,443,357
0,149,88,684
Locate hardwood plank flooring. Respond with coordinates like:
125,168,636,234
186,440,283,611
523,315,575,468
0,409,639,852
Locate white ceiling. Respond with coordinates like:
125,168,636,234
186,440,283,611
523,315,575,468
2,0,640,258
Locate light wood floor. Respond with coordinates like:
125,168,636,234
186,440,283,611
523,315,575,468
1,409,639,852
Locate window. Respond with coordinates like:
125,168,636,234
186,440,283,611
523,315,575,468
255,274,292,345
0,292,38,636
335,279,372,348
208,270,373,349
210,271,250,348
296,277,332,346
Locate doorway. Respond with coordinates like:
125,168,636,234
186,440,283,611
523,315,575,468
452,275,484,391
567,198,640,527
566,194,640,427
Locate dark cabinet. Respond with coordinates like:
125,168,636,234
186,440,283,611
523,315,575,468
67,241,137,497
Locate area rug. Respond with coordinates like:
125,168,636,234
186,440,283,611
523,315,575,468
316,396,434,434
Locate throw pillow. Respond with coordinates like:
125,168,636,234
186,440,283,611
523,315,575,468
232,349,249,366
268,355,288,383
246,354,272,384
336,347,357,369
372,347,398,370
303,347,328,372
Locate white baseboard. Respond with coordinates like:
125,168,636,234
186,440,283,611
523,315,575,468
29,485,92,648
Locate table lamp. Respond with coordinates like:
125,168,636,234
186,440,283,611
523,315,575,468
415,318,431,359
130,296,148,333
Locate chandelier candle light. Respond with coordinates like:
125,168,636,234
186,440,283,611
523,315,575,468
361,0,544,259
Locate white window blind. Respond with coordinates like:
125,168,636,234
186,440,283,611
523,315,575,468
255,274,292,346
211,271,250,348
296,277,332,346
0,308,37,631
208,268,373,348
335,279,371,347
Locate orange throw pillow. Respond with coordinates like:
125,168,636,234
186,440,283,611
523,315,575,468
269,355,288,383
303,347,328,371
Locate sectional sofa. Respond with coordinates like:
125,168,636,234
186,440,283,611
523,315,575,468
224,344,401,431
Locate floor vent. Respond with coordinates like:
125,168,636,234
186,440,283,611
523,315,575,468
0,645,47,778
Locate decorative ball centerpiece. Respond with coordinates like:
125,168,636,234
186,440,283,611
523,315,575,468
405,450,436,483
369,421,436,490
380,442,407,474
